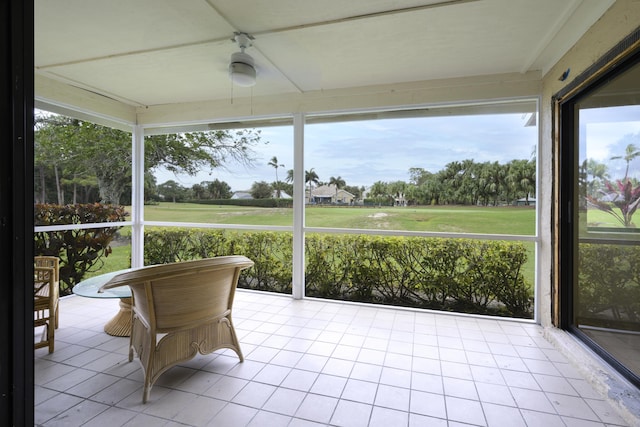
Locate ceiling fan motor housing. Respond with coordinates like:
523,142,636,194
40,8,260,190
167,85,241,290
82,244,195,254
229,33,256,86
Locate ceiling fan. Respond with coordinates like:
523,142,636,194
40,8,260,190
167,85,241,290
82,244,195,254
228,32,256,87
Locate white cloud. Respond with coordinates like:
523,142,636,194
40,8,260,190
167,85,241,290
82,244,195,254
581,106,640,180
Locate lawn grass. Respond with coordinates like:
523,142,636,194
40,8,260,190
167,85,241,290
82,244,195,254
308,206,535,234
140,203,536,235
583,209,640,229
83,244,131,279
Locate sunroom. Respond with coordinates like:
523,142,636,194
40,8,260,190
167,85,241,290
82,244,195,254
3,0,640,425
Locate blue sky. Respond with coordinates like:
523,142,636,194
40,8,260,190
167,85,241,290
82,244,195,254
155,113,539,192
582,106,640,180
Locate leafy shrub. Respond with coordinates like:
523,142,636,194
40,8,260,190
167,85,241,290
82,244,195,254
305,234,361,299
305,235,532,317
233,232,293,293
349,236,420,304
144,228,292,293
578,243,640,327
186,229,230,260
465,241,531,317
34,203,128,295
143,229,194,264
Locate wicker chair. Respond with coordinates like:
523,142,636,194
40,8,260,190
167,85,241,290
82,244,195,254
34,256,60,353
99,256,254,403
34,256,60,328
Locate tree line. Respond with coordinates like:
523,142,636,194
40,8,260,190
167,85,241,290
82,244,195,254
153,159,536,207
370,159,535,206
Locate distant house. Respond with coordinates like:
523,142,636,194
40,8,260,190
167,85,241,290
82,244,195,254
515,197,536,206
231,191,252,200
307,184,355,205
273,190,292,199
231,190,292,200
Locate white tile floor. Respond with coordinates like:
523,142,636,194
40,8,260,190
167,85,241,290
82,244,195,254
35,291,633,427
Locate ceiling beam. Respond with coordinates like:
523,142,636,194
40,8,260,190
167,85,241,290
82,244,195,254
135,71,541,127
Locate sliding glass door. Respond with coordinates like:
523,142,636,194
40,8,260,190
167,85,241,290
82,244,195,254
560,52,640,388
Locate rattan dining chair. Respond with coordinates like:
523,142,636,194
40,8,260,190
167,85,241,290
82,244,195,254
34,256,60,329
99,255,254,403
34,256,60,353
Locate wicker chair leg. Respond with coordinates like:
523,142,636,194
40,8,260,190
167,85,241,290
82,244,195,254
142,383,151,404
55,303,59,329
47,324,54,353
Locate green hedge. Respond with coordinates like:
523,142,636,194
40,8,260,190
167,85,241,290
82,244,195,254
184,198,293,208
145,228,533,318
578,243,640,329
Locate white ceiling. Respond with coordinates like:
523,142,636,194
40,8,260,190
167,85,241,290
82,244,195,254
34,0,614,124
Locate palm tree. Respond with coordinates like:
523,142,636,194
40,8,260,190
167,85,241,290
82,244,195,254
507,159,536,204
440,161,467,204
611,143,640,180
268,156,285,198
388,180,407,206
370,181,389,205
305,168,320,203
329,176,346,203
585,159,609,198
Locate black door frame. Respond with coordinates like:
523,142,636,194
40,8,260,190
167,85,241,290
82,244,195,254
0,0,35,425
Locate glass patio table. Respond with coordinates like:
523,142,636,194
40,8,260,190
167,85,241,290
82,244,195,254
73,268,135,337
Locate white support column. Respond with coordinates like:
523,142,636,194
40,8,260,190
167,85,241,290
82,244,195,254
534,98,542,325
130,125,145,268
292,113,305,299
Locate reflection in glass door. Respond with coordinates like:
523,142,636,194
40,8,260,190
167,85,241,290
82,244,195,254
570,59,640,386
